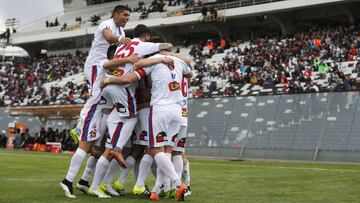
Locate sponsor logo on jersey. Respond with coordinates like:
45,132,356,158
156,132,166,143
168,81,180,91
110,69,125,77
181,108,188,117
171,134,178,142
177,138,186,148
140,131,147,141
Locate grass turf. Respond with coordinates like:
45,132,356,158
1,149,360,203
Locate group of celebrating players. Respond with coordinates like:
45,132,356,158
59,5,192,201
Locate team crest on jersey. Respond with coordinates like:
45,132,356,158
167,62,175,70
177,138,186,148
181,108,188,117
89,126,97,138
156,132,167,143
171,134,178,142
168,81,180,91
140,131,147,141
110,69,125,77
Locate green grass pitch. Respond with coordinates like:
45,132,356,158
1,149,360,203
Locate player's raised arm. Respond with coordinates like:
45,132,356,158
159,43,173,51
100,67,147,88
103,54,140,70
103,29,131,45
133,57,174,70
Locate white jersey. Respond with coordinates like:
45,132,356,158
109,38,160,79
86,18,125,65
103,38,160,118
135,54,191,106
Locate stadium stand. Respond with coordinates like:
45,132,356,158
1,23,360,107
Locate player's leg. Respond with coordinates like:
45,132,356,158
76,110,109,193
60,101,102,198
148,105,186,201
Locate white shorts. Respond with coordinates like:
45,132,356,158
105,116,137,150
173,126,187,153
148,104,182,148
133,107,150,146
78,101,103,142
102,84,137,119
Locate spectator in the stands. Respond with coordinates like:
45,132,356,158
13,128,22,149
0,130,7,148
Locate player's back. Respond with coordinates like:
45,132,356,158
145,55,190,106
110,38,160,79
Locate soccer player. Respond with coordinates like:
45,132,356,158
61,5,131,198
87,24,173,198
59,21,137,197
100,50,193,201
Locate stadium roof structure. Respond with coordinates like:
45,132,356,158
4,104,83,119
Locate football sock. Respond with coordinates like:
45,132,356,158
80,155,98,182
65,148,87,182
90,156,110,190
135,154,153,187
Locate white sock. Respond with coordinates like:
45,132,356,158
119,156,136,184
152,167,166,194
90,156,110,190
133,158,140,181
103,159,122,186
182,160,190,186
65,148,87,182
172,155,183,183
81,155,98,182
154,152,181,187
163,153,172,191
135,154,153,187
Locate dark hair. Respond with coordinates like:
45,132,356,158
107,44,118,60
112,5,131,18
134,24,151,38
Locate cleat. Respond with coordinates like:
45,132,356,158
133,185,151,197
110,150,127,168
112,181,125,195
175,183,187,201
106,184,120,196
76,179,90,194
69,128,79,145
149,192,160,201
88,188,111,198
60,179,76,199
99,182,107,193
184,186,191,197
